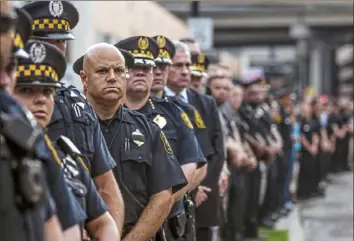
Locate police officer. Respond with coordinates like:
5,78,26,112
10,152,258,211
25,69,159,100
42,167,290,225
1,4,62,241
166,42,225,241
116,35,206,241
237,74,276,239
13,39,119,241
4,7,88,241
297,102,320,199
244,77,283,230
274,88,297,216
220,83,258,241
78,42,188,241
22,1,125,233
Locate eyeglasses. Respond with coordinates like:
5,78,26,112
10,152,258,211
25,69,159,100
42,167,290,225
0,12,17,34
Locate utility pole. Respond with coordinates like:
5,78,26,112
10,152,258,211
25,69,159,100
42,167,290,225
190,1,200,17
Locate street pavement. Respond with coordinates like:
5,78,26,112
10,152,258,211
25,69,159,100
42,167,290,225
299,172,354,241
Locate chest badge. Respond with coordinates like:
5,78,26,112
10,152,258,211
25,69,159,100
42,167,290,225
132,129,145,147
285,118,291,125
304,124,310,132
153,114,167,129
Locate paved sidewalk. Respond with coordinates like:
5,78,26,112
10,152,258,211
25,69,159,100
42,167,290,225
276,206,305,241
299,173,354,241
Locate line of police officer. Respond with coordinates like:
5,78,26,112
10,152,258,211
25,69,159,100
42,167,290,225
2,1,352,241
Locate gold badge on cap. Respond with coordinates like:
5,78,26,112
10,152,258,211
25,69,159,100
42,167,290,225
138,37,149,51
160,131,173,155
156,36,166,48
153,114,167,129
194,109,206,129
197,53,205,64
30,43,46,64
132,129,145,147
181,112,193,129
49,0,64,18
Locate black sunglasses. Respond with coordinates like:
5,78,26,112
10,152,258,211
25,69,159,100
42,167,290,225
0,12,17,34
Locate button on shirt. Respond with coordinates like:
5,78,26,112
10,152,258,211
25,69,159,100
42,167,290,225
98,106,187,225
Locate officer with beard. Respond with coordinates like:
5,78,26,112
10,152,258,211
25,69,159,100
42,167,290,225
238,71,279,239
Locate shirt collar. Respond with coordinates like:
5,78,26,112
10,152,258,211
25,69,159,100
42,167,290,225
164,86,188,103
99,105,135,125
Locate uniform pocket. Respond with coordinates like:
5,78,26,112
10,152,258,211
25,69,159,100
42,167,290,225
120,148,152,195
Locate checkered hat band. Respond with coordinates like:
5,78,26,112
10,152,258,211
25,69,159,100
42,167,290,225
16,64,59,82
129,50,154,59
13,33,24,49
32,18,71,32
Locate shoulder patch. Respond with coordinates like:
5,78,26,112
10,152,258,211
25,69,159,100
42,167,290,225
181,112,193,129
160,131,174,155
273,113,282,123
194,109,206,129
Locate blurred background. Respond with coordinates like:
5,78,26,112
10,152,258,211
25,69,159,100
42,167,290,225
13,0,353,98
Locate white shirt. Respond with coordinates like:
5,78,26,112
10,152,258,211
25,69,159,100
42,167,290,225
164,86,189,103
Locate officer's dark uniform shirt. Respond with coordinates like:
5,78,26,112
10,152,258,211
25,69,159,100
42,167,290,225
99,106,187,226
0,91,57,241
239,103,266,140
300,117,320,151
311,116,322,137
41,136,87,230
25,184,57,241
277,105,293,152
258,103,278,144
135,96,206,217
189,88,224,160
139,96,206,167
47,84,116,178
327,113,337,138
169,95,212,161
54,144,108,223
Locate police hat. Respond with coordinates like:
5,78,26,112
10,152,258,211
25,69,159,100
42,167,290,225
16,40,66,88
22,1,79,40
72,48,135,75
152,35,175,65
12,8,33,59
240,69,267,87
274,87,293,99
115,36,159,67
191,52,209,77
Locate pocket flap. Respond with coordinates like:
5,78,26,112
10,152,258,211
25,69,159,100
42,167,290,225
121,149,152,166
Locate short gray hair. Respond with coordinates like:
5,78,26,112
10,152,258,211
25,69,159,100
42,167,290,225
173,40,190,57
